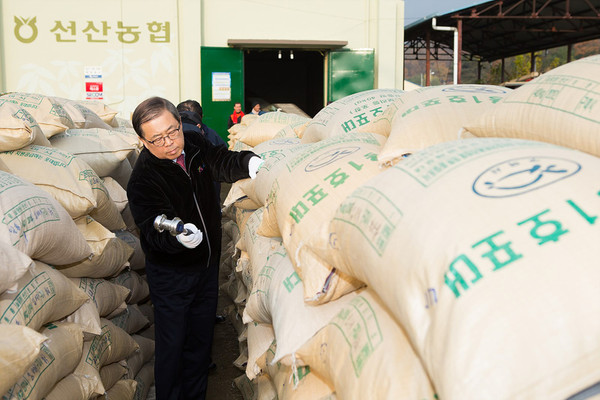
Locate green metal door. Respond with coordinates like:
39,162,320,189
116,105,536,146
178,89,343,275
200,47,244,141
327,49,375,103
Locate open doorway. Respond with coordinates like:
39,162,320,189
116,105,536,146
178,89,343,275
243,49,324,118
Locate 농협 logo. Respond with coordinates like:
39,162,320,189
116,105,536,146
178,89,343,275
472,156,581,198
305,146,360,172
14,16,38,44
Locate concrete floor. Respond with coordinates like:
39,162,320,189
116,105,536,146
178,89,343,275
206,182,245,400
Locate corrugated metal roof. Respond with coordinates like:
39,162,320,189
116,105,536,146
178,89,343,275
405,0,600,62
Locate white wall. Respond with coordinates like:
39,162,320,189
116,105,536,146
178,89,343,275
0,0,404,118
1,0,182,118
200,0,404,92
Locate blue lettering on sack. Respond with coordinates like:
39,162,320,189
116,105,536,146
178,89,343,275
472,157,581,198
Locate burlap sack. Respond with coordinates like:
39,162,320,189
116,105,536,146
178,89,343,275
370,84,510,166
137,302,154,325
44,373,92,400
98,362,127,392
236,251,253,292
102,176,128,212
265,340,336,400
464,54,600,158
2,322,84,400
252,143,311,209
241,114,259,126
110,270,150,305
235,207,257,235
242,236,358,366
0,243,32,295
221,269,248,307
296,289,435,400
114,117,133,129
121,204,140,237
231,139,254,151
301,88,404,143
223,220,241,245
74,100,119,127
0,93,76,137
98,379,137,400
237,208,282,278
125,334,155,379
233,373,266,400
224,304,245,338
62,298,102,337
272,124,302,139
110,304,151,335
71,277,130,317
114,230,145,271
259,133,387,304
99,379,138,400
328,138,600,399
133,361,154,400
0,324,47,395
0,261,89,331
246,322,275,380
137,324,155,341
233,338,248,372
50,97,113,131
49,127,139,178
0,170,91,265
56,216,133,278
224,138,304,209
0,101,51,151
62,318,139,397
0,145,126,230
235,112,310,147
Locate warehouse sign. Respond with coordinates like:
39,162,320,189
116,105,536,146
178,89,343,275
212,72,231,102
13,16,170,44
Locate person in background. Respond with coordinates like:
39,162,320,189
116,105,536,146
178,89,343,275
249,101,266,116
227,102,244,129
176,100,226,148
127,96,263,400
176,100,228,328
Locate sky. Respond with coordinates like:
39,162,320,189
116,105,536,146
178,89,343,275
404,0,484,26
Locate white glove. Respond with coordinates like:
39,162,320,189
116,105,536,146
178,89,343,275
248,156,265,179
176,223,203,249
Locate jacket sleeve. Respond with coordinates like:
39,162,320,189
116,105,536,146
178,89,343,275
127,174,188,255
185,131,257,183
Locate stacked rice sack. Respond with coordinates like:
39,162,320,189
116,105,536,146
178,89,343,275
227,111,310,151
0,93,154,400
224,90,434,399
225,68,600,400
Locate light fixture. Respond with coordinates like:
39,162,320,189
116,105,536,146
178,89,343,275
290,50,294,60
278,50,282,59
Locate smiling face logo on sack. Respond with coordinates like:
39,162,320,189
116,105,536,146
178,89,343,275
472,156,581,198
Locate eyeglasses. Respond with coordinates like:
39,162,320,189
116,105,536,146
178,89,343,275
144,125,181,147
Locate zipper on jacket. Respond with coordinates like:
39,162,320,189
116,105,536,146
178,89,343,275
186,150,212,269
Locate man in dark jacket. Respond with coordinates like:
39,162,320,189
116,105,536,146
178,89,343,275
127,97,262,400
176,99,226,148
177,100,227,205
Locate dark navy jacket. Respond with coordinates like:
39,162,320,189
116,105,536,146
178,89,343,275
127,131,255,269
